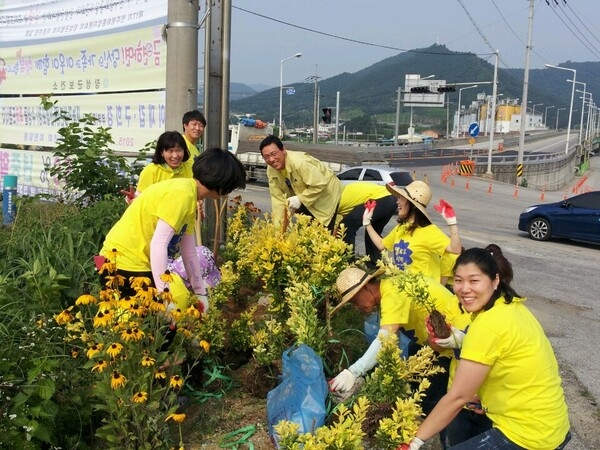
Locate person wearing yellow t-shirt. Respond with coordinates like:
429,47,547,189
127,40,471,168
133,131,192,200
363,180,462,284
404,247,571,450
329,266,461,442
99,148,246,312
337,182,396,267
182,110,206,164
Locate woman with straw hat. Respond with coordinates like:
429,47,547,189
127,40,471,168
363,180,462,283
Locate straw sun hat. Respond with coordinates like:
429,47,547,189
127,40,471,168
331,266,386,316
385,180,432,222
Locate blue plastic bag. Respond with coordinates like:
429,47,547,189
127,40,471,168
267,344,328,447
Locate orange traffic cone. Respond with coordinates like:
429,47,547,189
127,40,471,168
487,180,492,194
513,184,519,198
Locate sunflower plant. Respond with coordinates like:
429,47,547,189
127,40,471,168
55,252,216,449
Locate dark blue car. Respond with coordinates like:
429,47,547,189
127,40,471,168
518,191,600,243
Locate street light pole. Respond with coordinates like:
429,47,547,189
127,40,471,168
456,84,478,137
568,79,587,146
556,107,566,130
532,103,543,128
394,87,401,145
546,64,576,154
544,105,555,128
278,52,302,139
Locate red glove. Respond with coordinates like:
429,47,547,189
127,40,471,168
120,185,135,204
434,199,457,226
362,199,377,226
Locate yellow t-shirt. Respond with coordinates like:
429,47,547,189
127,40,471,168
382,223,450,281
101,178,197,272
461,297,570,449
380,276,460,351
137,162,193,193
337,182,391,217
183,135,201,174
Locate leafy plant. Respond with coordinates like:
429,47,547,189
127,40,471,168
40,95,149,206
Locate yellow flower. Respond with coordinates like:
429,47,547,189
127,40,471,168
106,248,122,260
107,342,123,358
185,305,200,319
132,327,145,340
121,328,135,342
92,360,108,372
132,391,148,403
76,293,97,306
130,276,152,290
165,413,186,423
160,270,175,283
55,307,74,325
99,288,113,302
161,288,174,304
169,375,184,389
93,309,113,328
141,356,156,367
154,370,166,380
149,298,166,313
86,343,104,359
117,297,135,310
110,370,127,389
100,260,117,274
199,340,210,352
129,303,146,317
70,348,79,358
105,274,125,289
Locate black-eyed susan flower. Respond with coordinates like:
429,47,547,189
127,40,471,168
149,297,166,313
106,248,122,260
169,375,184,389
55,307,74,325
71,348,80,358
165,413,186,423
129,303,146,317
107,342,123,358
154,370,166,380
130,276,152,289
86,343,103,358
121,328,135,342
199,340,210,352
93,310,113,328
131,327,145,340
76,293,97,306
99,288,113,302
92,360,108,373
105,274,125,289
161,288,174,304
185,305,200,319
110,370,127,389
159,270,174,284
100,260,117,274
117,297,135,310
132,391,148,403
141,356,156,367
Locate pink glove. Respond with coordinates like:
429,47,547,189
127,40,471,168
362,199,377,226
434,199,457,226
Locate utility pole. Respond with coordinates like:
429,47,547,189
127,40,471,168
394,87,401,145
486,50,499,175
517,0,535,184
312,73,319,144
202,0,232,249
165,0,199,132
335,91,340,145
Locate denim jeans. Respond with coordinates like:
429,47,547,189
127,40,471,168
449,428,571,450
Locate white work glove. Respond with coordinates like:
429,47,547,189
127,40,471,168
193,294,209,314
433,326,465,349
362,199,376,226
329,369,356,393
396,437,425,450
434,199,457,226
287,195,301,211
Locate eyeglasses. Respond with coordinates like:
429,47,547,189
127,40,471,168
262,149,280,161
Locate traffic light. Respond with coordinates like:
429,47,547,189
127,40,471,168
437,85,456,93
322,107,332,124
410,86,430,93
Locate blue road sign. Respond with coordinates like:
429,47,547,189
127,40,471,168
468,122,480,137
286,88,295,95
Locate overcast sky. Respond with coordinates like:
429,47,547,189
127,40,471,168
226,0,600,87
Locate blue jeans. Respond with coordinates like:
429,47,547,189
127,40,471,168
449,428,571,450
